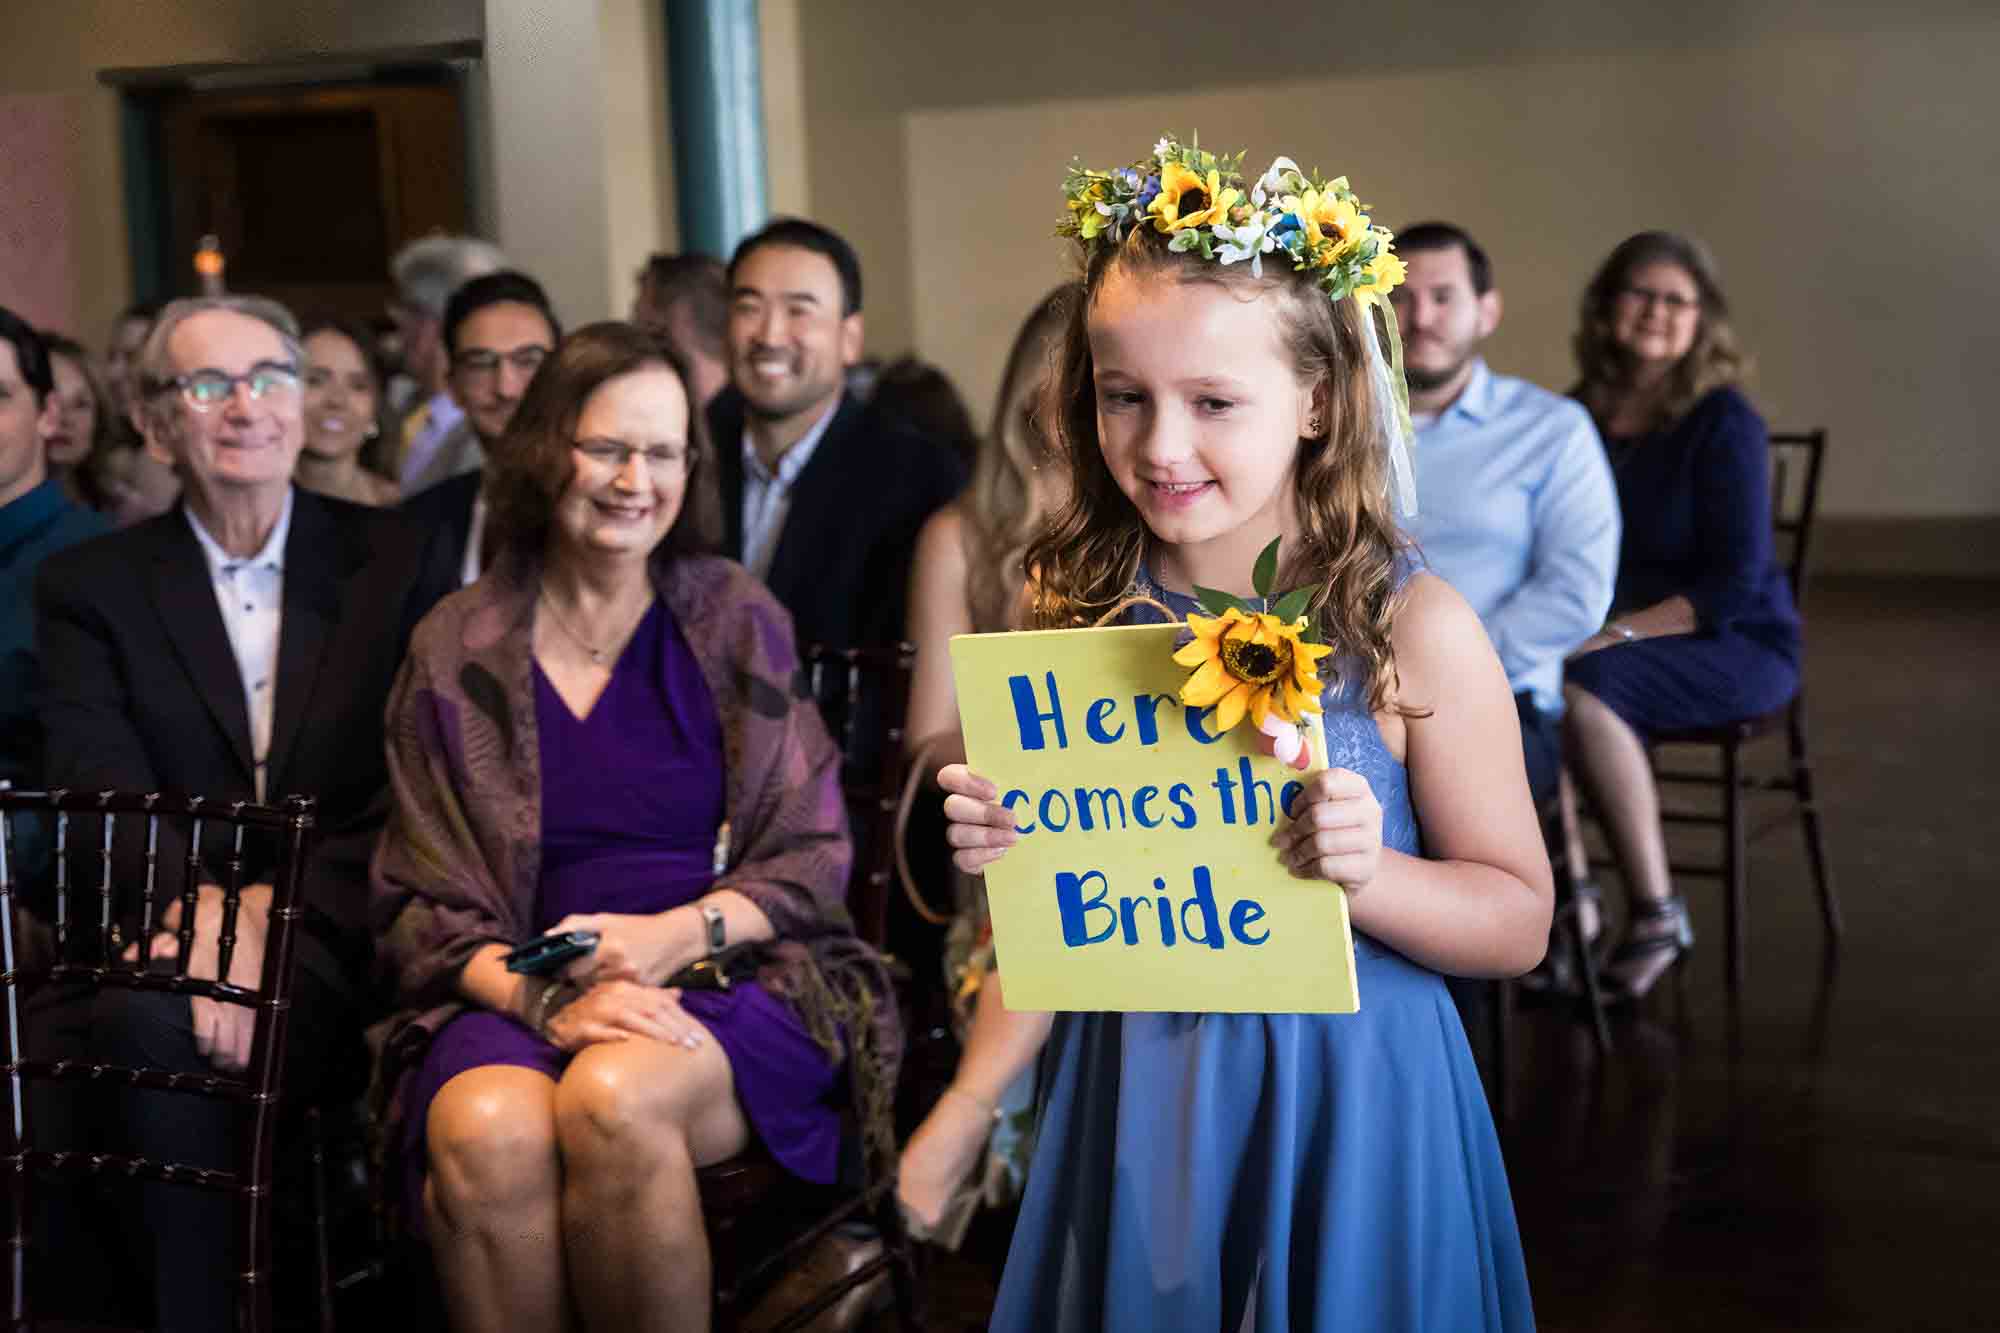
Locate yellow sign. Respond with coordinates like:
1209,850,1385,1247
950,624,1359,1014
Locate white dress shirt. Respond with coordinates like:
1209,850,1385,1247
184,489,293,799
461,490,489,587
740,396,841,580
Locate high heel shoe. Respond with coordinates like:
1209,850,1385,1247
898,1086,1000,1251
1601,894,1694,1002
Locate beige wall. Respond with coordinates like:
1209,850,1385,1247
797,1,2000,524
0,0,483,342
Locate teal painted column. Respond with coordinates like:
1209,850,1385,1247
665,0,770,259
117,94,170,304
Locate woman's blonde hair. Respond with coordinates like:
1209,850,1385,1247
961,287,1071,633
1573,230,1749,434
1026,229,1413,712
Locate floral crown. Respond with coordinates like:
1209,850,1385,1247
1059,134,1407,309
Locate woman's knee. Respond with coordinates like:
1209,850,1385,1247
426,1068,560,1217
555,1039,724,1160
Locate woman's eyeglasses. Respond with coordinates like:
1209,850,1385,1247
574,438,689,473
1617,286,1697,314
146,362,300,413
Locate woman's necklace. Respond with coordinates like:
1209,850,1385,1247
538,582,651,665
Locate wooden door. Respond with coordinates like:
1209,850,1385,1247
158,80,467,324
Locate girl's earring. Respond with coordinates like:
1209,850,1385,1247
1307,416,1322,435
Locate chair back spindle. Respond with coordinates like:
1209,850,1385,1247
1767,429,1828,611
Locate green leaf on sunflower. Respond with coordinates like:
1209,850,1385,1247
1272,585,1315,625
1252,536,1281,598
1194,585,1250,617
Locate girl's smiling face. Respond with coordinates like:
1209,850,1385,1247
1087,266,1318,588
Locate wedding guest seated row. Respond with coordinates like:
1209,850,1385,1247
26,295,450,1330
0,308,107,837
1561,231,1800,1001
384,233,507,493
371,322,900,1333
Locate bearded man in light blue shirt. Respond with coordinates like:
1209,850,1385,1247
1393,223,1619,809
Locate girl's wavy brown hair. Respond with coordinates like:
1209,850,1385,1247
1026,228,1414,713
1572,230,1749,434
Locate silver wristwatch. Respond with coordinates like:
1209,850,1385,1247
699,902,726,955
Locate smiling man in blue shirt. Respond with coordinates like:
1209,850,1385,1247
1393,223,1619,807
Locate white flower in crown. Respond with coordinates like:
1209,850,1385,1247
1212,214,1280,276
1250,155,1299,207
1154,137,1174,159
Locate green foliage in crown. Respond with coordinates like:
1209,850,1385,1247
1059,134,1407,309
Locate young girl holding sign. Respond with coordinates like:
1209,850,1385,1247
939,138,1552,1330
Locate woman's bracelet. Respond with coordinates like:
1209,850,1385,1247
529,978,571,1036
1603,621,1639,643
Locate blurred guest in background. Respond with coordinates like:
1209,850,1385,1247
295,315,399,507
39,333,114,510
404,270,562,591
1392,222,1619,810
713,218,964,655
868,355,980,475
1,308,108,804
1563,231,1799,1001
895,287,1069,1246
102,300,159,431
384,233,506,491
633,251,730,411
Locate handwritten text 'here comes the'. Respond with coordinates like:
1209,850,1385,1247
950,623,1360,1014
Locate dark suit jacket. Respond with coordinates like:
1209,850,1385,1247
33,489,450,978
710,389,965,654
403,468,483,604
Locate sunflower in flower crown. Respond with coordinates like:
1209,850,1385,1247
1170,538,1334,736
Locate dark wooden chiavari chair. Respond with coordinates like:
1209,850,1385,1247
700,642,923,1332
0,788,315,1333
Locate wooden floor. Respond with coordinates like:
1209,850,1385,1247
908,575,2000,1332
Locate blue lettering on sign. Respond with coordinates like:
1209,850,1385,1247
1085,696,1126,744
1056,869,1117,946
1229,897,1270,945
1008,672,1068,751
1052,865,1267,950
1001,789,1035,834
1184,703,1224,745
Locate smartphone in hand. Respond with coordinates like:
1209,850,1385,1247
503,929,601,976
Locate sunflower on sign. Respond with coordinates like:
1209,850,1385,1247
1171,537,1332,758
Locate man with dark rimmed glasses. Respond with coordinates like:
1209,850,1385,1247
26,294,449,1330
403,270,563,590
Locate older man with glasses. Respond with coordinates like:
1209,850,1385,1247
27,295,450,1330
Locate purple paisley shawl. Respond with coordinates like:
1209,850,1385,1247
369,551,900,1185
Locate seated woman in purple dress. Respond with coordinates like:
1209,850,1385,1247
1562,232,1801,1001
371,322,899,1333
